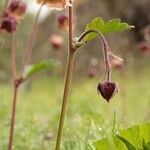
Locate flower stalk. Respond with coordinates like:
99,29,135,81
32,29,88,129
7,5,43,150
55,0,75,149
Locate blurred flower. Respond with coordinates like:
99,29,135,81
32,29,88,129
97,81,118,102
111,58,124,70
90,58,98,66
43,132,53,141
87,68,97,78
49,34,64,49
138,41,150,55
57,14,69,31
87,58,98,78
0,12,18,33
37,0,70,9
8,0,27,19
141,25,150,41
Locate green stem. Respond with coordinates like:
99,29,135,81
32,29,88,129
55,1,74,149
55,52,75,150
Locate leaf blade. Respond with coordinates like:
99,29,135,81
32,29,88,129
23,60,59,80
84,17,134,41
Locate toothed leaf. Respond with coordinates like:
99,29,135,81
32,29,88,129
85,17,134,41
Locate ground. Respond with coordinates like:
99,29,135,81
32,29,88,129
0,68,150,149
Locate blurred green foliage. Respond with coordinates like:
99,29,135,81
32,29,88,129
0,69,150,149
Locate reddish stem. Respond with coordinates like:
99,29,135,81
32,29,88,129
8,84,19,150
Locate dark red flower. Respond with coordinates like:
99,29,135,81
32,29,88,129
138,41,150,55
97,81,118,102
58,14,69,30
0,13,18,33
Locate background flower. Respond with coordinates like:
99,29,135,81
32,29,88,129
37,0,70,9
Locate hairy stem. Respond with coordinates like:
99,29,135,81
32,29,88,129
20,5,43,76
8,84,19,150
55,1,74,149
78,29,112,81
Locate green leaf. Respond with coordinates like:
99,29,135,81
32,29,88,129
23,60,59,80
93,122,150,150
142,139,150,150
119,123,150,148
93,138,109,150
85,17,134,41
116,135,136,150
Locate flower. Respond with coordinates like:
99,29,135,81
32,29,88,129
8,0,27,19
97,81,118,102
57,14,69,30
37,0,70,9
0,12,18,33
111,58,124,70
49,34,64,49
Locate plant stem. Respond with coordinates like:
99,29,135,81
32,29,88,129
20,4,43,76
78,29,112,81
8,84,19,150
8,32,21,150
55,52,75,150
11,33,17,79
55,1,74,149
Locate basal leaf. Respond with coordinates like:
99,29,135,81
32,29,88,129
93,123,150,150
85,17,134,41
116,135,136,150
23,60,59,80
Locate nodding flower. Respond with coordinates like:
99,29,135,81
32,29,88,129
57,14,69,31
8,0,27,19
97,81,118,102
0,12,18,33
36,0,71,9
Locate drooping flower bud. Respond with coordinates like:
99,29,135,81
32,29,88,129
49,34,64,49
57,14,69,30
97,81,118,102
8,0,27,19
0,12,18,33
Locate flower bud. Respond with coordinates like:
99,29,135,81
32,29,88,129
0,13,18,33
57,14,69,30
49,34,64,50
8,0,27,19
97,81,118,102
